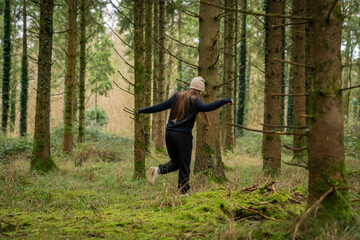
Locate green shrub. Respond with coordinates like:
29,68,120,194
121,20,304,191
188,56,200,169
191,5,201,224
85,108,108,127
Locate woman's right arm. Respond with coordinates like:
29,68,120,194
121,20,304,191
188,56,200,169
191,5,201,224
195,98,232,112
138,94,176,114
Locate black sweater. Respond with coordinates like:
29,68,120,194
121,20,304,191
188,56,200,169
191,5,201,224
138,93,232,134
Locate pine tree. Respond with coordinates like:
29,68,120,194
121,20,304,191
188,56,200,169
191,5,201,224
78,0,86,143
31,0,57,173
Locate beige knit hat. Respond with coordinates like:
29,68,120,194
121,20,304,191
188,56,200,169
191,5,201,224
190,76,205,92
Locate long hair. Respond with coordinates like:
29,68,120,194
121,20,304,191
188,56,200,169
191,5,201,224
172,88,210,124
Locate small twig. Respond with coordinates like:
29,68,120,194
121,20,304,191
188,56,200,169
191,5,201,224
273,58,312,69
110,1,134,26
106,22,133,49
350,198,360,202
292,187,334,240
237,204,278,221
113,80,134,96
230,124,307,136
53,29,71,34
241,183,258,192
281,144,307,152
90,205,103,220
248,60,267,76
282,161,308,169
118,70,134,87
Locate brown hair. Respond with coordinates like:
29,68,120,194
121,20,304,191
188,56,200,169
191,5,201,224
172,88,209,124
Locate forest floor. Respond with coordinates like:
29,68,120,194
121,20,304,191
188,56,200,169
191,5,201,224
0,127,359,239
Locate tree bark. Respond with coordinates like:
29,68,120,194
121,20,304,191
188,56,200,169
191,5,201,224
194,0,226,181
262,0,283,174
307,0,350,225
20,0,28,137
291,0,307,160
144,0,153,152
223,0,235,151
31,0,57,172
1,0,11,134
154,0,166,151
237,0,247,136
62,0,77,153
78,0,86,143
134,0,146,178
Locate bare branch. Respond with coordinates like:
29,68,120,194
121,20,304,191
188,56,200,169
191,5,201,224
165,33,198,49
281,144,307,152
113,80,134,96
273,58,312,68
216,75,239,88
282,161,308,169
200,0,312,20
261,123,308,129
272,20,311,29
230,124,307,136
106,22,133,49
176,78,190,86
326,0,339,22
112,44,134,69
152,37,199,69
340,84,360,92
248,60,267,76
110,0,134,26
271,93,309,97
118,70,134,87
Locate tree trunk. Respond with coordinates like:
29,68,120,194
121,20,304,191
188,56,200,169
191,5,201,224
237,0,247,136
223,0,235,151
20,0,28,137
31,0,57,172
1,0,11,134
307,0,350,225
291,0,307,160
10,8,17,133
154,0,166,152
62,0,77,153
152,0,159,142
194,0,226,181
144,0,153,152
134,0,146,178
280,2,286,131
262,0,283,174
78,0,86,143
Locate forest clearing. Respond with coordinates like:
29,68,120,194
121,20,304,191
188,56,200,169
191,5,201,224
1,0,360,239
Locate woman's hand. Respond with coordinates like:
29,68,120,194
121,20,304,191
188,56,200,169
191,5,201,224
231,99,234,104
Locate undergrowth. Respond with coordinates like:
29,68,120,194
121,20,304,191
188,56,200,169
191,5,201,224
0,131,359,239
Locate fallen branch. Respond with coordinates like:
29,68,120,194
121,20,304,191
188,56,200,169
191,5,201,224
282,161,308,169
241,183,258,192
292,187,334,240
90,205,103,220
237,204,278,221
350,198,360,202
230,124,307,136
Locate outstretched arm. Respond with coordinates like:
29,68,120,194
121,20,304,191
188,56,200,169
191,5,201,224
195,98,233,112
138,94,176,114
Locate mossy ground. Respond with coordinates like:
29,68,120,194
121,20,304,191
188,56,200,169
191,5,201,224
0,132,359,239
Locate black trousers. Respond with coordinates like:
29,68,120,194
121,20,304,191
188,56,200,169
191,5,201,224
158,130,192,194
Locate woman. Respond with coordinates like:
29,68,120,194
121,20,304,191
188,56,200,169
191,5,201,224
137,76,233,195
